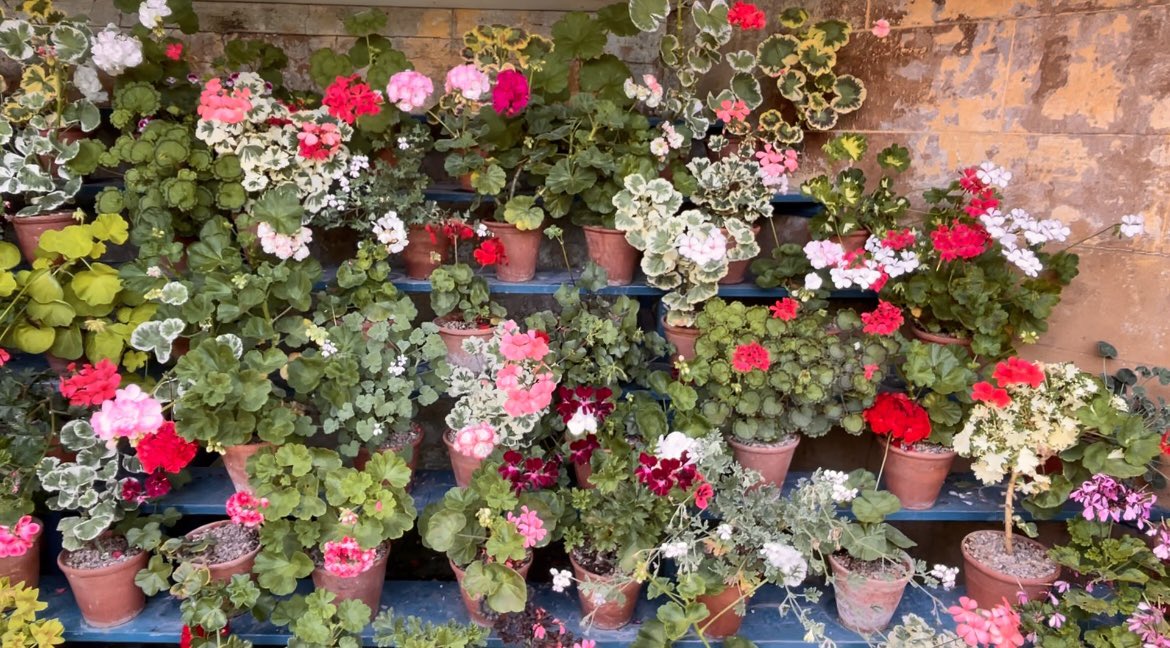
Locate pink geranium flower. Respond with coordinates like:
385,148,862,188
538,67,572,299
453,423,498,459
322,536,377,578
385,70,434,112
90,384,165,447
500,324,550,362
492,69,530,117
226,492,269,528
506,506,547,548
196,78,252,124
0,517,41,557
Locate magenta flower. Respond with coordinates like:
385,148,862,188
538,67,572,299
492,69,530,117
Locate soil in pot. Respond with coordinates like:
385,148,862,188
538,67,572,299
695,583,747,639
444,429,486,488
728,435,801,489
829,552,913,634
483,221,541,282
435,317,493,373
58,536,149,628
961,530,1061,607
720,225,762,285
221,442,272,493
662,321,701,362
184,521,260,583
569,547,642,630
582,226,639,286
451,553,533,627
882,442,956,510
311,543,390,620
403,225,451,279
0,517,42,588
12,211,77,263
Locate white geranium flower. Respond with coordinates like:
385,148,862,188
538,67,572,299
761,542,808,587
715,524,733,541
676,229,727,265
976,161,1012,189
73,65,107,103
566,410,597,437
929,564,959,590
139,0,172,29
650,138,670,158
550,568,572,593
1120,213,1145,238
803,240,845,270
804,272,823,291
661,541,689,559
91,25,143,76
373,211,408,254
656,431,698,462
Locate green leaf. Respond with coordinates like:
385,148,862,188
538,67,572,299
552,13,607,60
546,158,597,196
343,8,388,37
876,143,911,172
71,263,122,307
851,489,901,524
502,196,545,231
823,133,868,162
1097,341,1118,359
628,0,669,32
471,164,507,196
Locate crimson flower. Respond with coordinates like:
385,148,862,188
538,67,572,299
322,74,383,124
473,238,507,267
555,385,615,423
1162,430,1170,455
568,435,600,466
0,348,8,367
958,167,986,194
499,451,560,492
727,1,766,29
636,453,698,496
769,298,799,321
136,421,198,474
59,359,121,407
119,478,143,503
864,393,931,446
964,191,999,218
443,221,475,241
991,357,1045,389
931,223,990,261
492,70,530,117
731,342,770,372
165,43,183,61
972,381,1011,408
861,300,903,336
145,471,172,499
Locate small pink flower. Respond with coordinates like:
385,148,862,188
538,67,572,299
453,423,497,459
444,64,491,101
863,364,878,380
506,505,547,548
0,517,40,558
322,536,377,578
715,99,750,123
196,78,253,124
90,384,165,447
872,19,891,38
499,324,550,362
573,642,597,648
496,363,523,391
385,70,434,112
532,624,546,640
226,492,268,528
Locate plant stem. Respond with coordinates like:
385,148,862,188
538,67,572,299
876,437,891,487
1004,469,1018,555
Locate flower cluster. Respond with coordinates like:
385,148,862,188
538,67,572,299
498,451,561,492
567,435,600,467
506,506,547,549
676,228,727,265
860,300,904,335
322,75,383,124
1127,603,1170,648
650,121,684,159
555,386,614,438
622,74,663,109
119,472,173,503
0,516,40,557
296,122,343,161
451,422,498,460
256,221,313,261
385,70,434,112
760,541,808,587
473,237,507,267
322,536,378,578
138,0,172,29
805,240,887,291
135,422,198,474
728,1,767,30
864,392,932,447
931,223,991,262
755,144,799,191
769,298,799,321
492,69,530,117
372,211,408,254
59,359,121,407
635,451,700,498
445,64,491,101
91,25,143,76
226,492,269,528
1069,474,1156,526
731,342,770,372
714,99,750,123
91,384,165,447
948,596,1025,647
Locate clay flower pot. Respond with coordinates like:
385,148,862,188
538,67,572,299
830,228,871,253
311,545,390,620
185,521,260,583
444,430,486,488
0,517,42,588
583,226,639,286
720,225,761,285
909,324,972,348
12,211,76,263
882,443,956,510
569,552,642,630
695,583,748,639
961,530,1061,607
451,557,532,627
355,425,425,490
483,221,541,282
221,442,272,493
58,548,149,628
728,435,801,489
403,225,451,280
829,552,914,634
435,318,493,373
662,321,701,362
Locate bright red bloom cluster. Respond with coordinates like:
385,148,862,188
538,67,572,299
728,1,766,29
731,342,770,372
864,392,931,447
499,450,561,492
136,422,198,474
882,228,916,251
555,385,615,423
322,74,383,124
769,298,799,321
964,193,1000,218
861,300,904,336
492,69,530,117
635,452,699,496
931,223,990,261
59,359,121,407
991,357,1045,388
958,167,986,194
972,381,1011,408
165,43,183,61
568,434,600,466
473,237,507,267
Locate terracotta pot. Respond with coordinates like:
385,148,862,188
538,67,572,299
58,548,149,628
695,583,747,639
12,211,76,263
572,459,594,490
311,545,389,620
569,552,642,630
882,443,956,510
720,225,761,285
403,225,451,280
909,324,972,347
582,226,639,286
185,521,260,584
483,221,541,282
459,173,474,192
444,430,485,488
829,552,913,634
728,435,801,489
0,517,42,588
451,557,532,627
662,321,701,362
435,318,494,373
355,425,425,490
830,229,871,253
221,442,272,493
961,531,1061,608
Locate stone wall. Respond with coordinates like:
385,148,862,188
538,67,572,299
61,0,1170,369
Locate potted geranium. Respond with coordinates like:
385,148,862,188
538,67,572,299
684,155,773,284
443,319,558,486
0,0,112,261
683,299,889,487
37,367,195,627
0,365,56,588
429,221,507,371
867,338,978,509
248,444,416,621
419,468,565,626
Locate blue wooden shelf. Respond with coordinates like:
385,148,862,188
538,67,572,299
147,467,1099,523
422,186,822,212
40,575,959,646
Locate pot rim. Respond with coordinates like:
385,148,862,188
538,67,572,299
434,316,494,334
886,442,957,459
12,210,77,223
184,520,261,569
727,434,801,453
960,530,1062,584
57,544,148,576
582,224,625,235
829,550,915,586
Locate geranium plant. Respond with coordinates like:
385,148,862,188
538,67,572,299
429,220,507,328
878,339,979,448
802,133,911,241
0,365,57,532
372,609,489,648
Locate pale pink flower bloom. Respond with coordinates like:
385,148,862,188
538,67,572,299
385,70,434,112
90,384,165,446
499,326,549,362
444,64,491,101
226,492,268,528
495,363,523,392
196,78,252,124
803,240,846,269
872,19,891,38
453,423,497,459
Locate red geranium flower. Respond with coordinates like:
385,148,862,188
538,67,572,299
165,43,183,61
136,422,198,474
958,167,985,194
1161,430,1170,455
59,359,121,407
769,298,799,321
119,478,143,503
498,451,560,492
972,381,1011,408
145,471,172,499
322,74,383,125
964,190,999,218
0,348,9,367
731,342,770,372
473,238,507,267
991,357,1045,389
568,435,600,466
491,70,530,117
728,1,766,29
443,221,475,241
882,228,916,251
931,223,990,261
861,300,904,336
864,392,932,446
694,482,713,510
635,453,698,496
555,385,615,423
